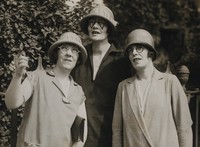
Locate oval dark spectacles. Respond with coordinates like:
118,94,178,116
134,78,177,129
88,18,106,29
127,45,145,55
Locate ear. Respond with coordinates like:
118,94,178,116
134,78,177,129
148,50,155,60
76,57,81,65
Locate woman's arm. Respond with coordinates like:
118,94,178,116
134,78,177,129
171,75,193,147
5,53,32,109
112,83,123,147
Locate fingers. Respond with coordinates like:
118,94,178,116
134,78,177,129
14,55,29,68
8,61,15,72
14,51,29,76
17,56,29,68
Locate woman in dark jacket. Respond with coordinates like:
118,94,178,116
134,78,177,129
72,5,132,147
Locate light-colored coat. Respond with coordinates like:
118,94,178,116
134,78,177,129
112,68,193,147
16,69,86,147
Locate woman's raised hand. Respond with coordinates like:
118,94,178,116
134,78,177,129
14,51,29,77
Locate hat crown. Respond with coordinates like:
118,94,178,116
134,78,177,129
59,32,82,44
125,29,157,60
125,29,155,50
89,5,117,26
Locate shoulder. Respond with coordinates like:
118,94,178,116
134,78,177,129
26,70,43,79
161,72,178,81
85,43,92,51
26,69,50,84
118,76,134,87
28,69,47,76
153,68,177,80
155,71,182,89
70,76,85,99
110,44,124,56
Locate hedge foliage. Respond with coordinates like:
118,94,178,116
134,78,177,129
109,0,200,61
108,0,200,87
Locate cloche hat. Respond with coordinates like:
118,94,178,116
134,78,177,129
48,32,87,64
125,29,157,61
80,5,118,37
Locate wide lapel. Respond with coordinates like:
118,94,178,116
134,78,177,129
95,44,122,77
47,69,71,104
143,68,164,124
88,44,94,71
126,77,154,147
87,44,95,80
66,76,77,99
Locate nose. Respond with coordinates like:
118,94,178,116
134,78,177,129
92,22,100,28
62,48,73,56
130,48,138,55
67,48,74,55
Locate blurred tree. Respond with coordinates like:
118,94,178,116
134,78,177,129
106,0,200,88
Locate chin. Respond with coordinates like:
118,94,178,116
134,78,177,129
132,64,144,70
90,36,105,41
63,65,74,70
91,37,100,41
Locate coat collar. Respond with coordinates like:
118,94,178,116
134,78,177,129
46,68,78,103
87,43,123,63
46,68,78,85
126,67,164,84
86,43,123,80
86,43,123,54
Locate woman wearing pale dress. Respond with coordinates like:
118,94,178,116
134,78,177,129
5,32,88,147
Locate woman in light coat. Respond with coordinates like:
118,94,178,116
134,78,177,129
112,29,193,147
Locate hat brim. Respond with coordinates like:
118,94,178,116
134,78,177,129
80,15,117,37
48,40,87,64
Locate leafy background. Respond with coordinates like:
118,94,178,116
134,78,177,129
108,0,200,86
0,0,200,146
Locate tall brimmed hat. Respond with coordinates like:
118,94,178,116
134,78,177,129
80,5,118,37
125,29,158,61
48,32,87,64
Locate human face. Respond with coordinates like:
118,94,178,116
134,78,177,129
56,44,80,71
87,17,108,41
128,44,152,70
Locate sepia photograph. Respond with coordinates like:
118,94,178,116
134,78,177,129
0,0,200,147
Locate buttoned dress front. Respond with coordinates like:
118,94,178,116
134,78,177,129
112,68,193,147
72,44,132,147
16,69,86,147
